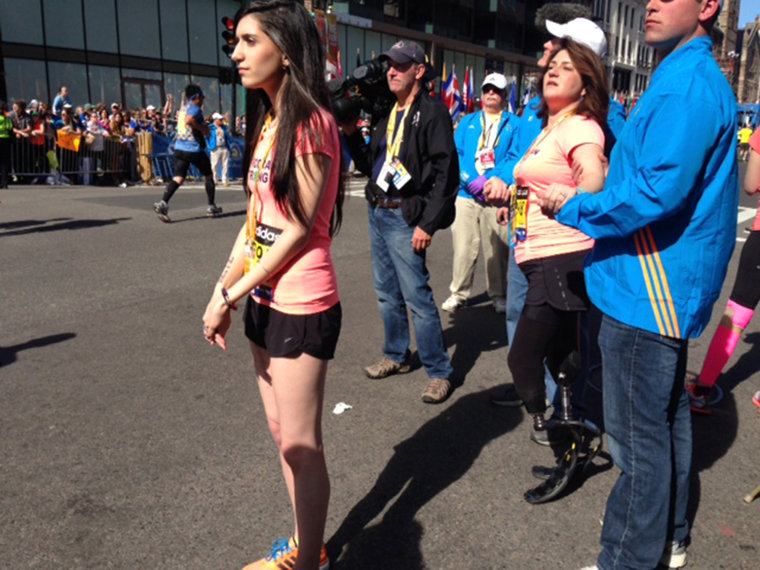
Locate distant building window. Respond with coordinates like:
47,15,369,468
383,0,401,18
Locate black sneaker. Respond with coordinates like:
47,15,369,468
206,204,223,217
490,384,523,407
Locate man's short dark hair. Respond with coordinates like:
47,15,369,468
185,84,204,100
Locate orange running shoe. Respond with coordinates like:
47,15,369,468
242,536,329,570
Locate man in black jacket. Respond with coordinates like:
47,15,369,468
344,40,458,403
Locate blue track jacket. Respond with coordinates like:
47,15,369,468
556,37,738,339
207,124,231,151
454,109,517,199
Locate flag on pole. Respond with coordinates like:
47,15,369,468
522,84,532,107
336,48,343,79
466,67,475,114
449,65,464,121
441,62,452,108
509,82,517,114
462,67,469,113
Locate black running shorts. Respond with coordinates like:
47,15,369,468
243,297,342,360
173,149,212,178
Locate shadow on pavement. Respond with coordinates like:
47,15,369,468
328,387,521,569
717,331,760,394
0,332,77,367
161,209,245,224
442,300,508,388
0,218,73,230
687,332,758,525
0,218,131,236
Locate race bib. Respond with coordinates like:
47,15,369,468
244,222,283,301
510,185,529,245
176,109,188,136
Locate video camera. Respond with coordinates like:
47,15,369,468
329,57,395,125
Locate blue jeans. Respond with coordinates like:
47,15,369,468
597,314,691,570
505,248,557,404
368,204,453,379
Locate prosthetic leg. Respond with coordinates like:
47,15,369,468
524,351,603,504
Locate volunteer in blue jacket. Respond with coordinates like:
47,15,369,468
207,112,232,187
544,0,736,568
441,73,516,314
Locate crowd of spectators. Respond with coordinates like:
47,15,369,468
0,85,242,187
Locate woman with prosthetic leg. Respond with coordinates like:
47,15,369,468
485,38,609,503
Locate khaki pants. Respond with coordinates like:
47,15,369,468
448,195,509,301
210,147,229,184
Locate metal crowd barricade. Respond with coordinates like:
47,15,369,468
7,129,136,185
8,129,243,186
147,133,201,183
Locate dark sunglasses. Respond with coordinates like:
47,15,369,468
482,85,505,95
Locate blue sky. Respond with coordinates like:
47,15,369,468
740,0,760,27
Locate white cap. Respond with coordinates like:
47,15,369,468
481,73,508,91
111,102,120,108
212,112,223,120
146,105,156,111
545,18,608,58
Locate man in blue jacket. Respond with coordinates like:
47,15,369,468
207,112,232,187
441,73,516,314
546,0,736,568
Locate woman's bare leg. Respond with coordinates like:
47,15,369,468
251,342,329,570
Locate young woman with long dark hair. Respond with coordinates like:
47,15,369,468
201,1,343,568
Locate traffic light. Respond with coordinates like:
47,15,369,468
221,16,235,58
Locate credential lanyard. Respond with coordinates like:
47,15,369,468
246,112,277,263
478,111,502,151
385,103,410,163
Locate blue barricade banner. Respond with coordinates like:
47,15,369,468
151,134,245,182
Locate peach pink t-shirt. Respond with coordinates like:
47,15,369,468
245,109,340,314
513,114,604,264
749,129,760,231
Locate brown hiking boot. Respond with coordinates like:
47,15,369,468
364,357,411,379
421,378,451,403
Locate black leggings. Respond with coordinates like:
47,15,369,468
508,303,581,414
729,230,760,309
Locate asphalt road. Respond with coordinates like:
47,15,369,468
1,177,758,569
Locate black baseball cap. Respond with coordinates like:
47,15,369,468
379,40,425,65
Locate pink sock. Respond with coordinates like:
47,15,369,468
699,300,754,387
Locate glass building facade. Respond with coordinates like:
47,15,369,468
1,0,551,117
332,0,545,98
0,0,244,116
